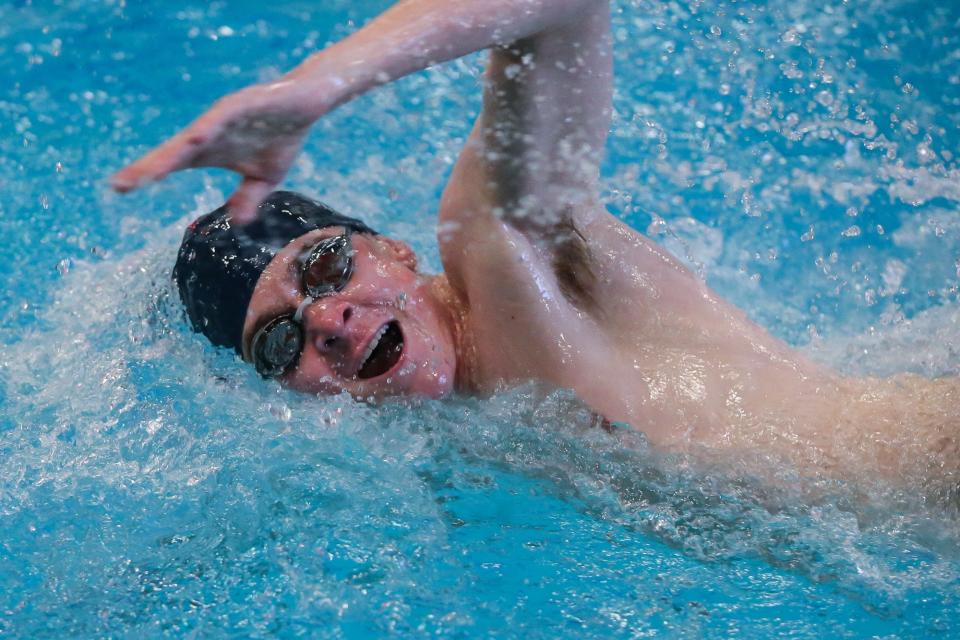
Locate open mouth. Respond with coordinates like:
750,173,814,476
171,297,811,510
357,321,404,380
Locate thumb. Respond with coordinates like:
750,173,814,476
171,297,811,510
226,177,276,225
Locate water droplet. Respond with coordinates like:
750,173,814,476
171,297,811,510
56,258,72,275
841,225,861,238
800,226,815,242
39,194,49,209
741,191,760,217
268,403,292,422
815,90,833,107
710,25,721,37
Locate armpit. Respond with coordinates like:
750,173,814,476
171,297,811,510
551,216,599,315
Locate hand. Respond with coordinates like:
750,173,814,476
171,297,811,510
111,80,323,223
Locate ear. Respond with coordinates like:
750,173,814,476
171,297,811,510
377,236,418,270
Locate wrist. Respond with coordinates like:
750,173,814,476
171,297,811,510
282,44,382,119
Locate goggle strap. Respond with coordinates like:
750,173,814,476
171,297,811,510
293,296,314,323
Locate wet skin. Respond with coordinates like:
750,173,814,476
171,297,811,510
241,227,460,400
115,0,958,483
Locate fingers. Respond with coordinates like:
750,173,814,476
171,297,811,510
110,155,160,193
226,177,277,225
110,133,204,193
110,109,224,192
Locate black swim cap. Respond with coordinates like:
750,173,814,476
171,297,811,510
173,190,377,355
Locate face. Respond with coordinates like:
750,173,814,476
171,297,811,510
241,227,457,399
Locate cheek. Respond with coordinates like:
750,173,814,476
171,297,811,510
284,353,342,395
402,311,456,391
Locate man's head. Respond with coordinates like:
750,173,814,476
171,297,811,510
174,191,457,398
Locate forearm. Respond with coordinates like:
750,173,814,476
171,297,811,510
283,0,605,113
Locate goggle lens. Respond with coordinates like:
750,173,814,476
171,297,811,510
252,316,303,377
302,233,353,297
251,232,356,378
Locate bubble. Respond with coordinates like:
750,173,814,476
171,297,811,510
841,225,861,238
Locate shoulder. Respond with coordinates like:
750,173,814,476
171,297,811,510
441,202,607,324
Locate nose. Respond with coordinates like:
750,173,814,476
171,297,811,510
300,298,355,352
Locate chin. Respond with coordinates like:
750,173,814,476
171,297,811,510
288,369,453,401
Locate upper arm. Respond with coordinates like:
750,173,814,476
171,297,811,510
438,1,612,273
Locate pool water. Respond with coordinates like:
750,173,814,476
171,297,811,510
1,0,959,637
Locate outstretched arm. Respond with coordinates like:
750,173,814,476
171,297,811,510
112,0,611,223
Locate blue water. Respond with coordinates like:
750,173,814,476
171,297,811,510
1,0,959,637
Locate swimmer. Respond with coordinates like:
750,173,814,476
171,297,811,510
112,0,958,487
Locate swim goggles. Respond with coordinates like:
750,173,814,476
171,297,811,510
250,230,355,378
